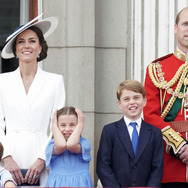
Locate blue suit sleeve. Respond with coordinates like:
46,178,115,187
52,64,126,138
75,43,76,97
96,126,120,187
146,128,164,187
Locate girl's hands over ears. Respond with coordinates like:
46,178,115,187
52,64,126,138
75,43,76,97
75,108,84,131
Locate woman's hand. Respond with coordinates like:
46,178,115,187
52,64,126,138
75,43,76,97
24,158,45,185
3,156,24,185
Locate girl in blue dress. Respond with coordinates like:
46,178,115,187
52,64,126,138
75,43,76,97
45,106,93,187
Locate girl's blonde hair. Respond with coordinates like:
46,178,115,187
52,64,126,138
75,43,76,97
52,106,78,139
57,106,78,119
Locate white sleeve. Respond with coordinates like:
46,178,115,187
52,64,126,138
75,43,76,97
0,85,11,159
37,74,66,160
0,166,16,187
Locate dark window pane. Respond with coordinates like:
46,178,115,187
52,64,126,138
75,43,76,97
0,0,20,72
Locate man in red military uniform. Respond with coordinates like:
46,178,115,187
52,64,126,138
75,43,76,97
144,7,188,188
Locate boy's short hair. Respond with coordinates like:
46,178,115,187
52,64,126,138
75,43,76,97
116,80,146,100
0,142,4,161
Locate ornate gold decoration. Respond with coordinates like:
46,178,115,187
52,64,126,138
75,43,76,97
148,61,188,119
162,126,186,154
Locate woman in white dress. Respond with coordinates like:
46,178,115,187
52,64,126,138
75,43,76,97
0,14,65,186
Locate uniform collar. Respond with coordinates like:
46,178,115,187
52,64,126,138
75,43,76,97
174,47,188,62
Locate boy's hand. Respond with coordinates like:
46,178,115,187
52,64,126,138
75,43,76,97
4,180,16,187
75,108,84,131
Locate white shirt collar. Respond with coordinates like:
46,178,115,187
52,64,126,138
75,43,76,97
123,116,142,128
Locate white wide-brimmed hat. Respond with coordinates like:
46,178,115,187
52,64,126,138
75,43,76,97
1,13,59,59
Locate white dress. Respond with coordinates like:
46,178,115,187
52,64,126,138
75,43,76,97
0,66,65,186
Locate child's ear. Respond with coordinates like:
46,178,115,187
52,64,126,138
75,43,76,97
117,100,122,110
143,97,147,107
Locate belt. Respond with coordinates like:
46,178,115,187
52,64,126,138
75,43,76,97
169,121,188,132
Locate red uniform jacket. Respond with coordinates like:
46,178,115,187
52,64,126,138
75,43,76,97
144,53,188,183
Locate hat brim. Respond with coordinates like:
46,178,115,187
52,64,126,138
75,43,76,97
1,15,59,59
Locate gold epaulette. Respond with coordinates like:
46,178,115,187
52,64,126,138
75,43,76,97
162,126,187,154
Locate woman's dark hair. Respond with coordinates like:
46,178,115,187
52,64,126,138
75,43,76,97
12,26,48,62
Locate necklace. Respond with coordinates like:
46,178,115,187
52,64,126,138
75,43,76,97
25,81,30,87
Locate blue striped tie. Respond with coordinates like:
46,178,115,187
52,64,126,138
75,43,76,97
130,122,138,156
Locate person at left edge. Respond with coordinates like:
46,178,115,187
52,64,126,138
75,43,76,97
0,14,65,186
0,142,16,187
